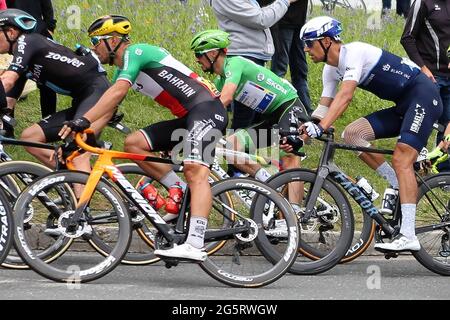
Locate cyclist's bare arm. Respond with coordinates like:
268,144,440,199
311,97,333,120
312,80,357,130
59,80,130,139
0,71,20,105
219,83,238,108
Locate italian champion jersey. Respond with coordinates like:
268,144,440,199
113,44,220,117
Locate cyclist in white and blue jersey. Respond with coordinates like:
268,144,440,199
300,16,443,252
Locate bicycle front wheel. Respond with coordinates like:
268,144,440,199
413,173,450,275
200,178,300,288
13,171,132,283
0,161,76,269
267,169,354,274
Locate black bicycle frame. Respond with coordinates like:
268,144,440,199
304,131,397,235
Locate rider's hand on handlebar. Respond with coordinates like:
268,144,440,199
59,117,91,140
302,121,324,138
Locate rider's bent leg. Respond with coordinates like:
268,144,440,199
21,124,55,167
281,154,303,205
344,115,399,188
183,162,211,249
124,131,175,182
392,143,419,239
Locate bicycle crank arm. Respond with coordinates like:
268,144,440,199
205,226,250,242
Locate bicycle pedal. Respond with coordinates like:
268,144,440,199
162,258,179,268
384,251,399,259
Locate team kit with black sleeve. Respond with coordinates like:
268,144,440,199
8,33,110,141
322,42,443,152
113,43,227,166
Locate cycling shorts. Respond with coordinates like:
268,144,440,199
38,75,110,142
365,72,443,152
140,99,228,167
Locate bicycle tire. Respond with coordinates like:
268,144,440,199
13,170,131,283
200,178,300,287
266,169,354,274
0,187,13,265
0,161,76,269
412,173,450,275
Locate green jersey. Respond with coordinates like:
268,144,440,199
215,56,298,114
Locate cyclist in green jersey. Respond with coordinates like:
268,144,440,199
59,15,228,262
190,29,309,184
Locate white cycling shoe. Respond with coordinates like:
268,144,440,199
154,243,207,262
374,233,421,252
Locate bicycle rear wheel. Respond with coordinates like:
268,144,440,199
266,169,354,274
0,187,13,265
200,178,300,288
413,173,450,275
13,171,131,283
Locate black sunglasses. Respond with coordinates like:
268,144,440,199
195,52,204,58
304,37,324,48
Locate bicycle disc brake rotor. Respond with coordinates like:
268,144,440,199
235,218,258,242
57,210,92,238
316,202,339,224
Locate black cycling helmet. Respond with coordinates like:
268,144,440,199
0,9,36,32
0,9,37,54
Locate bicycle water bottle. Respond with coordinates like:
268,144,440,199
355,176,379,201
380,187,398,215
165,182,183,214
138,178,166,210
75,43,91,56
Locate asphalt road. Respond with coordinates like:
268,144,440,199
0,254,448,301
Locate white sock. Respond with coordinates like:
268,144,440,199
399,204,416,239
376,162,399,189
255,168,271,182
160,171,187,191
186,216,207,249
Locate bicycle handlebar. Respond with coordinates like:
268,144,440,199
74,129,104,154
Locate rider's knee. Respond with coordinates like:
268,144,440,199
21,125,42,142
124,132,147,153
183,163,208,184
281,154,300,170
342,118,375,149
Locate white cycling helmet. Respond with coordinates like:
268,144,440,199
300,16,342,41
